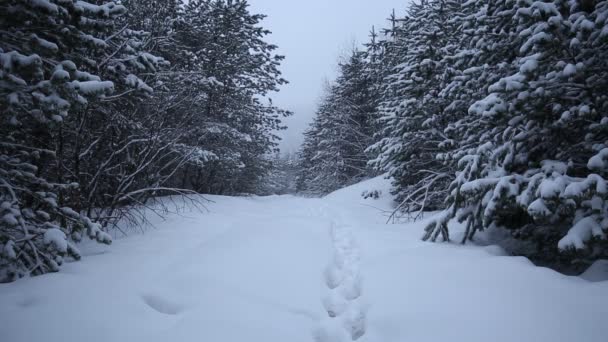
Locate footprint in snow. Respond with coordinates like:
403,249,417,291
141,294,184,315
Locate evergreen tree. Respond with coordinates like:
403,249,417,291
175,0,290,195
53,0,174,228
423,0,608,271
0,0,290,281
0,0,138,281
369,0,464,218
298,49,380,194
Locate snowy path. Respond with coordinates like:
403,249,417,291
1,178,607,342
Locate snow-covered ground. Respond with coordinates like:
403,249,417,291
1,177,607,342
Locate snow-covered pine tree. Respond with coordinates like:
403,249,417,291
1,0,291,281
421,0,522,241
369,0,464,218
52,0,173,228
64,0,210,226
298,49,380,194
329,50,380,186
424,0,608,271
120,0,226,205
175,0,290,195
439,0,522,163
298,85,345,194
0,0,137,281
296,124,322,193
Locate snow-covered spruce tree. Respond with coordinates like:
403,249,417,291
175,0,290,196
0,0,139,280
419,0,522,239
369,0,464,218
298,85,345,194
375,9,411,83
439,0,522,161
298,49,380,195
296,126,321,193
424,0,608,271
63,0,204,227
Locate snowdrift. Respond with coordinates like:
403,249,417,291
0,176,606,342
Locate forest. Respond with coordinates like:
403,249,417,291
1,1,607,341
2,0,608,282
1,0,290,281
298,0,608,274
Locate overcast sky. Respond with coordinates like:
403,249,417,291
247,0,411,154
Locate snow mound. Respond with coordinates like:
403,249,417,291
580,260,608,282
1,186,607,342
43,228,68,253
325,175,394,210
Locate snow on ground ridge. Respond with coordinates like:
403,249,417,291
0,176,607,342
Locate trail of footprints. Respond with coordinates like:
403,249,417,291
314,221,367,342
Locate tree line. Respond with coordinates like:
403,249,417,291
298,0,608,273
0,0,289,282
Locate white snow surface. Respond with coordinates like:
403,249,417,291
43,228,68,253
580,260,608,282
1,176,607,342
